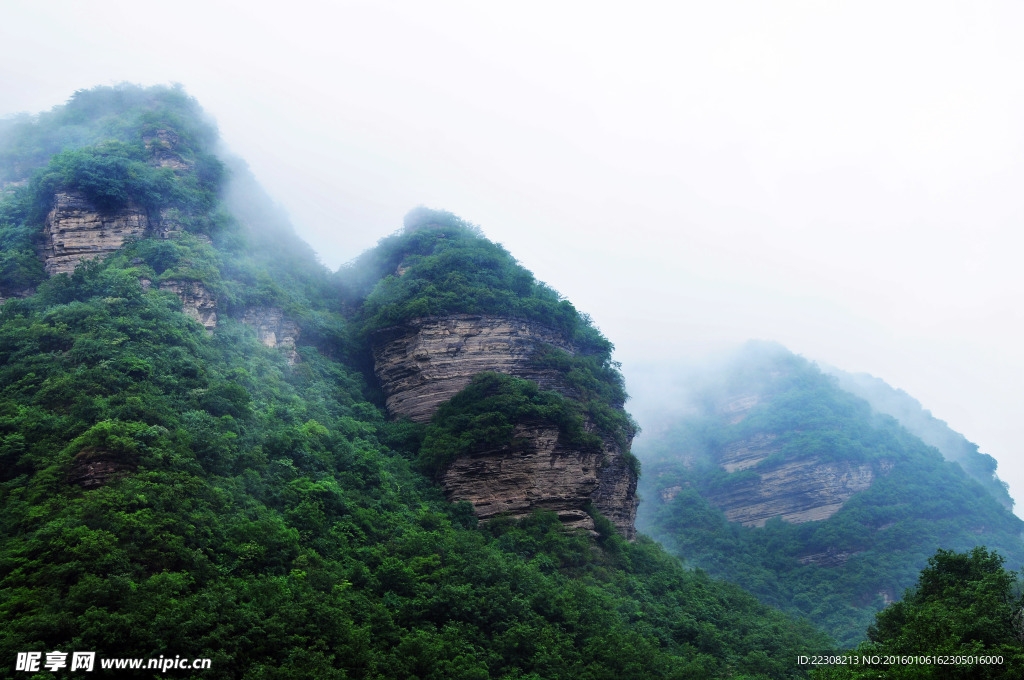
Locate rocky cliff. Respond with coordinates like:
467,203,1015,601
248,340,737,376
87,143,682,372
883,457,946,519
438,420,638,538
372,313,637,538
158,279,217,332
39,191,149,275
242,306,300,364
66,447,135,489
143,128,190,171
706,454,875,527
678,388,879,527
372,314,578,423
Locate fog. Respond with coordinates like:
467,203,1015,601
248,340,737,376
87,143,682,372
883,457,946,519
3,1,1024,514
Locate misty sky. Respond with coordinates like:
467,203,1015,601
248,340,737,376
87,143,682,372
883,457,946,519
3,1,1024,514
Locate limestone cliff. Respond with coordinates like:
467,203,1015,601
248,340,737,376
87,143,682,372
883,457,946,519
39,191,149,275
242,306,300,364
66,447,134,489
143,128,191,171
372,314,578,423
705,454,875,527
667,387,879,527
372,313,637,538
159,279,217,332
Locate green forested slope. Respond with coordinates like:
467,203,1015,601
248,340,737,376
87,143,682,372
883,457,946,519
824,367,1014,510
0,85,830,678
636,342,1024,648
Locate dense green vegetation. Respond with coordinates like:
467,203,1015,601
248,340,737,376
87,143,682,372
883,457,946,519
418,372,603,476
637,343,1024,648
340,206,613,356
827,368,1015,509
0,85,834,678
810,547,1024,679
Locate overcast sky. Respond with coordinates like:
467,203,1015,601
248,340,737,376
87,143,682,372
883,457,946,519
3,1,1024,514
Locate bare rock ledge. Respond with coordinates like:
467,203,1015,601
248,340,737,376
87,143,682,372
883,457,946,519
372,314,637,538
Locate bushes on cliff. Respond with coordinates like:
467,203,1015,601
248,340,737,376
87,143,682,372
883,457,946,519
0,83,216,184
26,141,222,221
343,210,639,466
342,213,614,358
418,372,601,476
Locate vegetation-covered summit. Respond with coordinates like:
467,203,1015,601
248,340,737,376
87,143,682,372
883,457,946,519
338,205,638,458
0,84,833,678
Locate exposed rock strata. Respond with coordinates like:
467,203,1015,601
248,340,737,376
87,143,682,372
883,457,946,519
242,306,300,364
439,422,637,538
0,288,33,307
667,381,880,527
159,279,217,332
719,433,779,472
372,313,637,537
705,455,874,527
39,191,148,275
67,447,134,489
372,314,578,423
143,128,190,171
798,548,862,567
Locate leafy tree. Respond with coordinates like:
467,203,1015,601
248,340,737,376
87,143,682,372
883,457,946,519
812,547,1024,679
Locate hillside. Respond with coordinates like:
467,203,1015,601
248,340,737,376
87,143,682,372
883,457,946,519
0,85,830,678
823,366,1014,510
635,342,1024,647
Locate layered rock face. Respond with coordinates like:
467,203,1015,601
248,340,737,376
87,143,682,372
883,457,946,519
438,422,637,538
242,306,300,364
373,314,637,538
143,128,190,171
372,314,577,423
39,191,148,275
706,453,874,527
686,389,877,527
67,447,134,489
159,279,217,332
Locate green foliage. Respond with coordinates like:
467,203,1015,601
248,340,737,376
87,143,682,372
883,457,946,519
25,140,221,220
0,83,217,183
637,345,1024,648
341,211,613,356
810,547,1024,679
530,345,638,456
342,209,636,460
829,369,1016,510
418,372,601,476
0,86,831,678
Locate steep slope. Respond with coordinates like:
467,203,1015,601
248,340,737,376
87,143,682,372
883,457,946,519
824,366,1014,510
636,342,1024,647
0,85,829,678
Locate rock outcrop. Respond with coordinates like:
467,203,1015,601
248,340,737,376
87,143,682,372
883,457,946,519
67,447,134,489
39,191,148,275
372,313,638,538
242,306,300,364
0,288,33,307
705,454,874,527
143,128,190,171
0,178,26,200
439,422,637,538
372,314,577,423
159,279,217,332
680,389,879,527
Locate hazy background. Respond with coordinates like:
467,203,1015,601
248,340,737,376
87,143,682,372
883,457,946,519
3,1,1023,514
